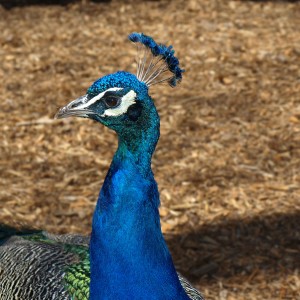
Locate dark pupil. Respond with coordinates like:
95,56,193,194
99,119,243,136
104,96,119,108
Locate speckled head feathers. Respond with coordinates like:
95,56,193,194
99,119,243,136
128,32,184,87
87,71,148,97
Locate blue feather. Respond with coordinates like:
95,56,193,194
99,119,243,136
128,32,185,87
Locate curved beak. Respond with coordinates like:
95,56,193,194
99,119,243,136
55,95,95,119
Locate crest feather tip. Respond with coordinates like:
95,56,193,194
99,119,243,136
128,32,184,88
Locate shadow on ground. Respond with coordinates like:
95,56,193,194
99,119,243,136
167,212,300,281
0,0,110,9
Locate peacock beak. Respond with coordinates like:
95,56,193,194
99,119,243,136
55,95,95,119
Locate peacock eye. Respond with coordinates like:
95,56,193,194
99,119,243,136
103,95,121,108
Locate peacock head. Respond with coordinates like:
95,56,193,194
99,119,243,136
55,33,184,136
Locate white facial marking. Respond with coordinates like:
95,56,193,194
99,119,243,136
101,90,137,117
76,87,123,109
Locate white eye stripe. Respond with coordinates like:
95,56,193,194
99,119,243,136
101,90,137,117
77,87,123,109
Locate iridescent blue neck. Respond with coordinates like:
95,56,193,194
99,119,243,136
113,117,159,178
89,106,189,299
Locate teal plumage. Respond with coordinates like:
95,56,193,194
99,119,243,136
0,33,204,300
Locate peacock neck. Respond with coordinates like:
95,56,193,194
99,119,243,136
114,104,160,178
89,108,189,299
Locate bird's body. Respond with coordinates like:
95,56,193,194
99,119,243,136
0,33,204,299
0,229,203,300
0,229,90,300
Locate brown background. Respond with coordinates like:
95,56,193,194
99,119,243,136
0,0,299,299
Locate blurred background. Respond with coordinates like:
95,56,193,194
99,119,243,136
0,0,299,299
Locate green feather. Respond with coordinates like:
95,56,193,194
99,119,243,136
64,244,90,300
23,232,91,299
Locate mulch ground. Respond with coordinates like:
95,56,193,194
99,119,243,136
0,0,299,299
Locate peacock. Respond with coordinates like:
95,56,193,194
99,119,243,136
0,33,204,300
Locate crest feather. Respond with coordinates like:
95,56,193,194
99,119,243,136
128,32,184,87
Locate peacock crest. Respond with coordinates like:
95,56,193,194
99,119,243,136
128,32,185,87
